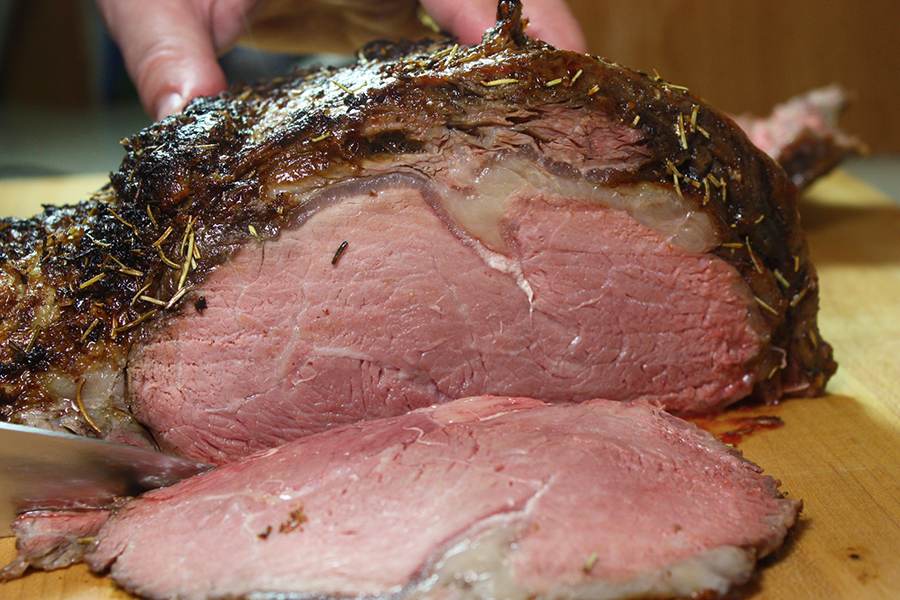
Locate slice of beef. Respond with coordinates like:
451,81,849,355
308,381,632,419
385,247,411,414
0,0,835,463
0,510,112,580
734,85,864,190
2,396,801,600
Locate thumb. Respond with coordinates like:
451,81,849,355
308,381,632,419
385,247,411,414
96,0,230,120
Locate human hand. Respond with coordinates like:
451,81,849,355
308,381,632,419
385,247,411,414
94,0,586,121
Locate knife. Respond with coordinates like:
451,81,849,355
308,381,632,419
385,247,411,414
0,421,211,536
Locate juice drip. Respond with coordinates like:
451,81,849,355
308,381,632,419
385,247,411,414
689,406,784,446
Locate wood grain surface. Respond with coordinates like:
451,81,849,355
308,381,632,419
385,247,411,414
566,0,900,152
1,170,899,599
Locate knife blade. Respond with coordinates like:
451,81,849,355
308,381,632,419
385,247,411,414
0,421,211,536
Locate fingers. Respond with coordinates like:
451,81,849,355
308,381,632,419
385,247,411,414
420,0,586,52
418,0,495,46
95,0,231,119
98,0,586,120
519,0,586,52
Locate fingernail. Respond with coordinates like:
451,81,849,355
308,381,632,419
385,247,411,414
156,92,186,120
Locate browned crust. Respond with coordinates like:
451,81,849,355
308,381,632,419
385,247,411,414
0,0,834,429
778,128,860,190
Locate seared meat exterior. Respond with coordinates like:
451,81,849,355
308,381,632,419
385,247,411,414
0,0,834,462
2,396,801,600
735,85,863,190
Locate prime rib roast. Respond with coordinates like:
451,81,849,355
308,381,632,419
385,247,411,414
0,0,835,466
0,0,837,595
2,396,801,600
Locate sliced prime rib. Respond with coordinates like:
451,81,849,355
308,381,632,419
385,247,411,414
0,0,835,464
1,396,801,600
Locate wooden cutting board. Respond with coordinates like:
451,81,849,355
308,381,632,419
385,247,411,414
1,169,899,599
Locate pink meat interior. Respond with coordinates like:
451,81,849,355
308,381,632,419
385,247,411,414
129,164,767,465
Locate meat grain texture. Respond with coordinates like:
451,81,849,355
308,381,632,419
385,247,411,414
1,0,833,467
2,397,801,600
